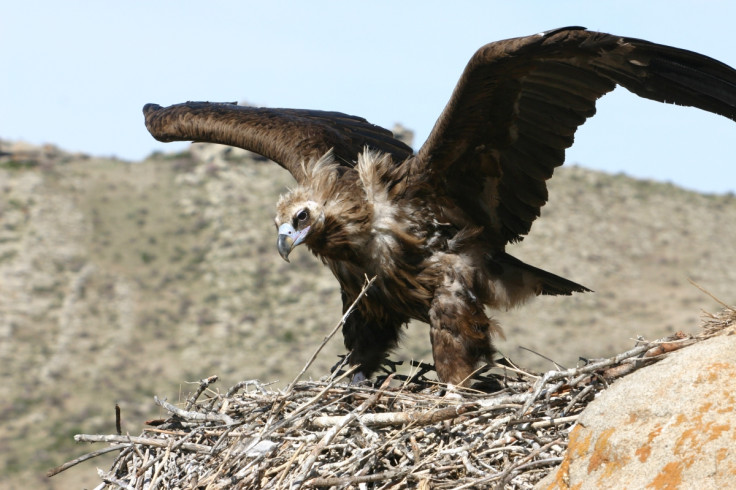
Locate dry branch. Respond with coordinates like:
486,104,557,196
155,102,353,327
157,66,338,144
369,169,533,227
154,395,234,425
74,434,211,453
310,402,477,429
46,444,126,477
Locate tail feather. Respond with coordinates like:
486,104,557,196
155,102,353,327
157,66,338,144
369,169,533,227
493,252,592,296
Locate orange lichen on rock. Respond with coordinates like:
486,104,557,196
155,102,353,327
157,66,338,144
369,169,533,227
544,425,590,490
646,459,690,490
537,334,736,489
635,424,662,463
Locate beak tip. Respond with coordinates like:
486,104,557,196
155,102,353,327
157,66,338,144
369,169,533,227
277,233,294,262
277,223,310,262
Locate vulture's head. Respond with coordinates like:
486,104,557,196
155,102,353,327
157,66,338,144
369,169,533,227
275,193,326,262
274,152,348,262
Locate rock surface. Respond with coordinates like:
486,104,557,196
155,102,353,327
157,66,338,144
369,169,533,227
538,331,736,489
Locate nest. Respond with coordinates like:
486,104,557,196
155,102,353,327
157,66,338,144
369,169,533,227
50,283,735,489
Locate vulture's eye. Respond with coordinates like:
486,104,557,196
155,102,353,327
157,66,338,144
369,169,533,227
296,209,309,222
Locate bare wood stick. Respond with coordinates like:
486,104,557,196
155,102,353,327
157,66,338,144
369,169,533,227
494,438,564,488
305,470,417,487
310,403,477,429
254,276,375,451
547,343,652,381
75,434,211,453
135,427,203,476
185,375,219,410
225,379,271,398
275,441,307,488
462,451,488,476
600,361,645,380
115,403,122,435
528,415,579,429
97,468,135,490
148,444,169,488
518,346,567,370
643,339,696,358
506,456,564,473
154,396,234,425
258,364,358,442
516,338,672,417
516,371,556,418
109,445,135,478
284,275,376,395
563,384,594,415
47,444,126,477
479,393,533,409
689,278,731,309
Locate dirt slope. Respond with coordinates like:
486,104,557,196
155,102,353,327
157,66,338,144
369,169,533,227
1,140,734,488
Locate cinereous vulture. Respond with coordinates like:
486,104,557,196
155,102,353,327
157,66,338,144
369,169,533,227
144,27,736,386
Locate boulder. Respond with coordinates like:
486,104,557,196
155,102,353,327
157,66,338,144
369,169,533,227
538,332,736,489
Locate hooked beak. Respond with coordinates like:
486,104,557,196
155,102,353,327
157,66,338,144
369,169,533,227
277,223,310,262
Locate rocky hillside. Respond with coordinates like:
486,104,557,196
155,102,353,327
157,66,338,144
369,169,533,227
1,139,734,488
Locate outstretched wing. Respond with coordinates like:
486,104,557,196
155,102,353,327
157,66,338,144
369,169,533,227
417,27,736,247
143,102,413,184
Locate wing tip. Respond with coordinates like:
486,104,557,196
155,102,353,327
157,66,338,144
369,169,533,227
143,103,163,116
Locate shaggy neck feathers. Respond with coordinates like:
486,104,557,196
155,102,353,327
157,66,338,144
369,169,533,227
278,150,428,266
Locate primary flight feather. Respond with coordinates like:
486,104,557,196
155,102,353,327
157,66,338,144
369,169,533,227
144,27,736,386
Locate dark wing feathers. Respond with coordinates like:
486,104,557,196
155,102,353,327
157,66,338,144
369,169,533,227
601,39,736,112
143,28,736,247
418,28,736,245
143,102,413,184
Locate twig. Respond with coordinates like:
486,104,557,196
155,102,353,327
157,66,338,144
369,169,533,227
97,468,135,490
225,379,272,398
148,444,170,488
529,415,579,429
311,403,478,429
259,364,358,441
115,403,122,435
135,427,203,476
494,438,564,489
275,441,307,488
304,470,416,487
284,275,376,394
689,278,731,309
518,346,567,370
75,434,211,453
47,444,126,477
154,396,234,425
643,338,696,358
185,374,219,410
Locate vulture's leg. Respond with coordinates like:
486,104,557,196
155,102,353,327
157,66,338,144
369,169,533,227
341,293,404,382
429,279,499,386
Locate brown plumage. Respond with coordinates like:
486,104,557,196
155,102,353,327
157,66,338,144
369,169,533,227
144,27,736,386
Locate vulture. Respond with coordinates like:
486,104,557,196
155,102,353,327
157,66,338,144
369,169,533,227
144,27,736,387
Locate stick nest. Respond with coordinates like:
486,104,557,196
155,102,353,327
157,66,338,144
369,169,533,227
55,304,734,489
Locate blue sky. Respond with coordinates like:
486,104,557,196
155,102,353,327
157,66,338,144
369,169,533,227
2,1,735,193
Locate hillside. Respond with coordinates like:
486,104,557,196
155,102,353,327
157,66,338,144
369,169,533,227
1,139,734,488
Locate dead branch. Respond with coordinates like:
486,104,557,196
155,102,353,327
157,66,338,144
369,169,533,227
154,396,234,425
74,434,211,453
184,374,219,410
284,275,376,395
311,402,478,429
46,444,126,477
